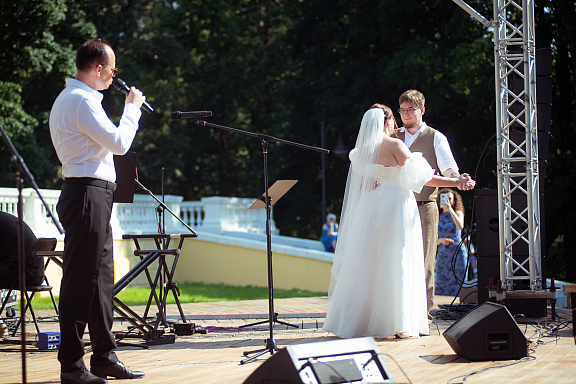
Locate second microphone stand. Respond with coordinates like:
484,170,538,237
193,118,327,364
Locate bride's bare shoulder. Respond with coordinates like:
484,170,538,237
382,136,404,147
391,137,405,146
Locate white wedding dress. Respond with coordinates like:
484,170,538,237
323,152,433,339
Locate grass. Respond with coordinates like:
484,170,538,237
14,283,326,310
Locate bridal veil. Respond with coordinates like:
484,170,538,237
328,108,386,297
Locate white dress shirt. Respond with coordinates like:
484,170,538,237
399,122,458,174
50,78,141,182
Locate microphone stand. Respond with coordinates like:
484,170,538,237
1,124,64,384
193,119,328,364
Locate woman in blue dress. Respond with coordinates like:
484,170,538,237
321,213,339,252
435,188,468,296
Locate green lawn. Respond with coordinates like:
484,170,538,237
16,283,327,310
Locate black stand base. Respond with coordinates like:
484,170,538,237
240,312,298,329
240,338,278,365
146,334,176,345
112,326,173,349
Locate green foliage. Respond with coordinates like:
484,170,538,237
1,0,574,281
115,282,325,306
0,81,40,182
24,282,326,310
0,0,96,187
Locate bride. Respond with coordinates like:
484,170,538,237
323,105,474,339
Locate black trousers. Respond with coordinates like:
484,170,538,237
57,182,119,372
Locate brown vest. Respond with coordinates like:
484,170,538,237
397,126,440,201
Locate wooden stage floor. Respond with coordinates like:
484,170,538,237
1,296,575,384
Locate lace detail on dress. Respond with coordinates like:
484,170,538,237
366,154,433,192
371,164,400,187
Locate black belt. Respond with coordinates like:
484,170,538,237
63,177,117,191
417,200,434,206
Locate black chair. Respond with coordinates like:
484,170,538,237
0,238,59,336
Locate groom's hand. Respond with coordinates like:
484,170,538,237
457,173,475,190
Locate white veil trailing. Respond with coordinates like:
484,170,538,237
328,108,386,297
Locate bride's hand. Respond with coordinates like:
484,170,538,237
366,179,379,191
457,174,476,190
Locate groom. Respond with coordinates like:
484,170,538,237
395,89,474,319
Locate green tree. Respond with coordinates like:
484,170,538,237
0,0,95,187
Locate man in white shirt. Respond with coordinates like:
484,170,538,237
50,38,145,384
396,89,474,321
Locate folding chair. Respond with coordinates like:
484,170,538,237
0,238,58,336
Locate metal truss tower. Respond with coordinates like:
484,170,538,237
453,0,544,300
493,0,542,298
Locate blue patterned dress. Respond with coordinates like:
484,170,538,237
435,211,468,296
321,224,338,252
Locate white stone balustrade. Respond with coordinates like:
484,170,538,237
196,196,278,234
0,187,277,238
0,187,61,237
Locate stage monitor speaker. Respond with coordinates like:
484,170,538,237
443,302,528,361
243,337,394,384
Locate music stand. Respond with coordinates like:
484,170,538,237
239,180,299,330
247,180,298,209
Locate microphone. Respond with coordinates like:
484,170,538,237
171,111,213,120
112,78,153,113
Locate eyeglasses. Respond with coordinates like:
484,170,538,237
100,64,117,76
397,106,421,115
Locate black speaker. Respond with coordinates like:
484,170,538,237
243,337,394,384
443,302,528,361
509,48,553,133
475,189,547,258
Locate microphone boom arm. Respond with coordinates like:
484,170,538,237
194,119,328,154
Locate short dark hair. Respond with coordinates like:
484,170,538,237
76,38,112,71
